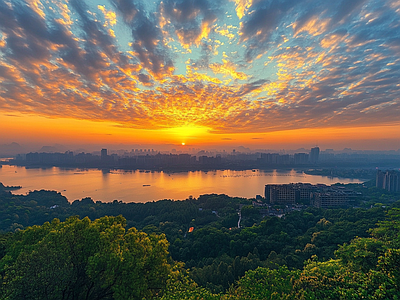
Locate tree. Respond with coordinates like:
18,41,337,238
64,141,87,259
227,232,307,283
225,266,297,300
293,257,397,300
370,208,400,248
161,265,220,300
0,216,170,300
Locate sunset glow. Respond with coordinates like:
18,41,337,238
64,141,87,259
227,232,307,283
0,0,399,150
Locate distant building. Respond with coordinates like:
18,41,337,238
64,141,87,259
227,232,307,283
265,183,358,207
101,149,108,161
265,183,317,205
101,148,107,158
270,184,297,205
294,153,309,164
376,170,400,192
312,190,350,208
376,170,385,189
101,148,113,165
265,185,272,203
309,147,320,163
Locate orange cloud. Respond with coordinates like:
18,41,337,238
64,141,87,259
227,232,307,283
230,0,253,19
175,18,215,48
321,31,348,49
293,16,330,37
98,5,117,27
216,25,237,40
209,59,248,80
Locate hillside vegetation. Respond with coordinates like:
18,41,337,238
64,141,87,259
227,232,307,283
1,184,400,299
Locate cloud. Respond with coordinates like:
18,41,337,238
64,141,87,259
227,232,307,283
98,5,117,27
332,0,367,25
0,0,399,137
293,14,330,37
239,0,302,60
159,0,224,48
209,59,248,80
111,0,174,78
230,0,252,19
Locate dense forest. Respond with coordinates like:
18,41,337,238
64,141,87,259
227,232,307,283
1,182,400,299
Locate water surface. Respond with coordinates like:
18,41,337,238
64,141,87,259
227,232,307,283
0,165,363,203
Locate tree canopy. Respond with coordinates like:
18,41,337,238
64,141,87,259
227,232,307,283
0,216,170,300
1,188,400,299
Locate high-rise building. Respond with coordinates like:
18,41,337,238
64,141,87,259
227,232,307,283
294,153,309,164
376,170,385,189
376,170,400,192
309,147,320,163
386,171,399,192
101,149,108,162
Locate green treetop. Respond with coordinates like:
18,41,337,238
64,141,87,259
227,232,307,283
0,215,170,300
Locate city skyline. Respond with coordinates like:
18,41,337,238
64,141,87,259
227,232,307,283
1,0,400,150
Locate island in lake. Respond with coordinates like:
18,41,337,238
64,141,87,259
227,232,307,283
0,182,21,191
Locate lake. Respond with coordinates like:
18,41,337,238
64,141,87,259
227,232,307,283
0,165,363,203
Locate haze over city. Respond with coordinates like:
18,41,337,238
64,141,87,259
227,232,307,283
1,0,400,151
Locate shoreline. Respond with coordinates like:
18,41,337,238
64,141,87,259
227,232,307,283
1,161,305,174
0,165,366,204
0,160,390,178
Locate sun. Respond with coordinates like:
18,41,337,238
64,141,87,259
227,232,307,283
162,125,211,144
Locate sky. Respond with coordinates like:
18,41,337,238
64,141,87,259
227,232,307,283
0,0,400,151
